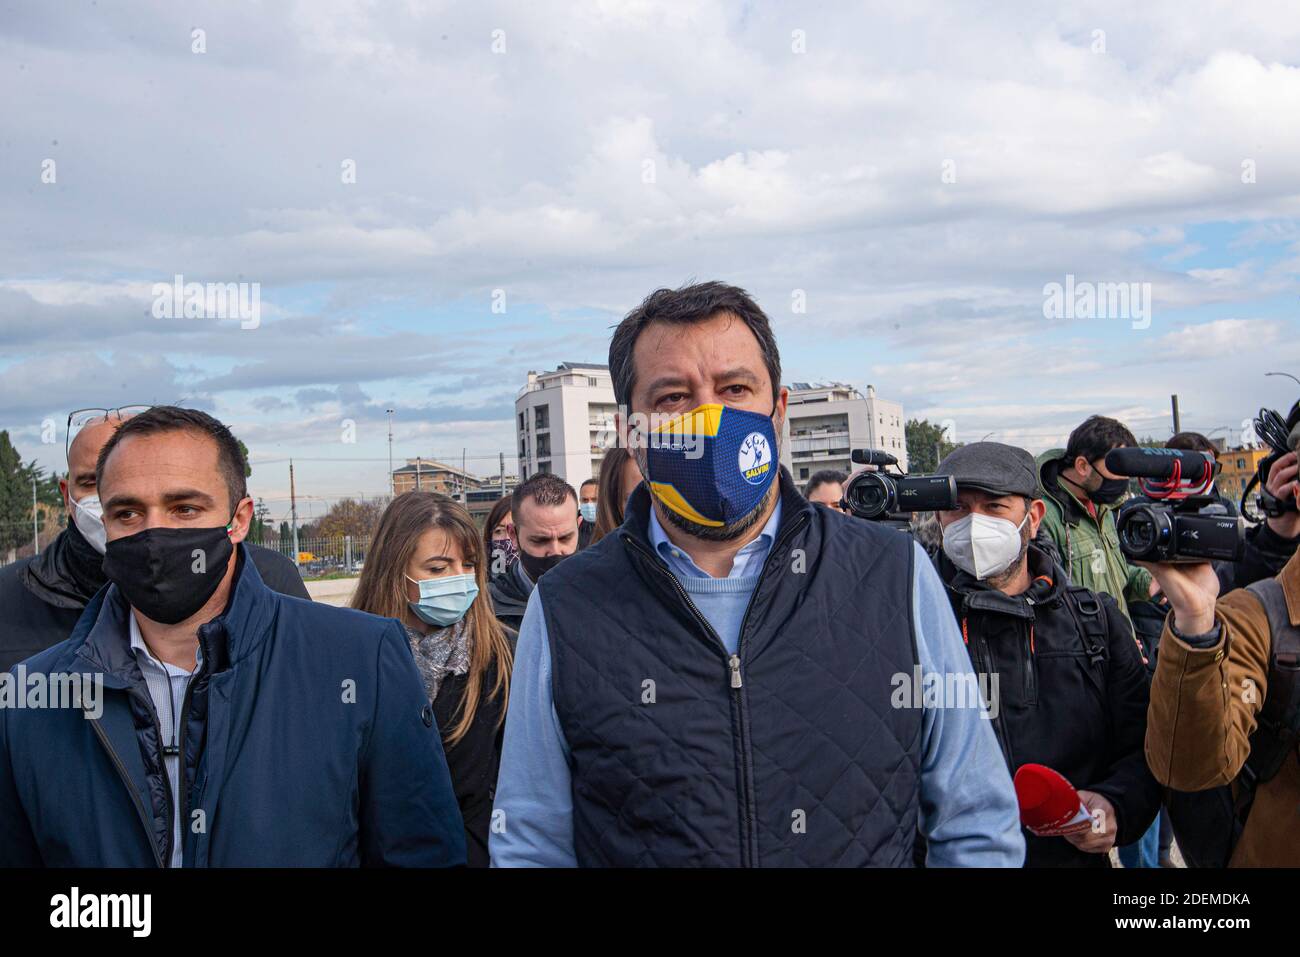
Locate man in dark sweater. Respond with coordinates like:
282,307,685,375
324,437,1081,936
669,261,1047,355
0,409,308,672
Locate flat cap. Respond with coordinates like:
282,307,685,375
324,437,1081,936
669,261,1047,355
935,441,1039,498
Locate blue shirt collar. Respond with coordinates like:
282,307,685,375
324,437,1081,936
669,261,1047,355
648,497,782,580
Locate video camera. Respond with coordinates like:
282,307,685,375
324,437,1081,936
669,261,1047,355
841,449,958,528
1105,447,1245,563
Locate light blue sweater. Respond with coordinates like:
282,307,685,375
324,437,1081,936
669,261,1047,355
490,501,1025,867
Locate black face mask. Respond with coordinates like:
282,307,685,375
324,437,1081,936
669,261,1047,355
102,524,235,625
518,549,568,583
1088,470,1130,506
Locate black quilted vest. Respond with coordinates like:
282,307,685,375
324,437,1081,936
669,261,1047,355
539,470,922,867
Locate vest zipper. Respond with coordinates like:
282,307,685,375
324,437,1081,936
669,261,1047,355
623,507,811,868
622,534,753,863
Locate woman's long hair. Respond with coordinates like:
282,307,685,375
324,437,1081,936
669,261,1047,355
351,491,512,746
591,446,635,545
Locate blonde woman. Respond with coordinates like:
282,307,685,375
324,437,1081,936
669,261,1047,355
352,492,514,866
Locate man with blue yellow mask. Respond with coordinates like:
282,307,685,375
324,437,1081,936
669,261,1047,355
490,281,1024,868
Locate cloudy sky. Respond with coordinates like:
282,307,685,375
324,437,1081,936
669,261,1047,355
2,0,1297,521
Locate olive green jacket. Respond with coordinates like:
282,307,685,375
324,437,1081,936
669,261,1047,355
1035,448,1153,620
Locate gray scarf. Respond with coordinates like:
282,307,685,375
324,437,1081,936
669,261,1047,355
405,618,472,703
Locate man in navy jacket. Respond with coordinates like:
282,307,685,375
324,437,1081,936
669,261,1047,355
0,406,465,867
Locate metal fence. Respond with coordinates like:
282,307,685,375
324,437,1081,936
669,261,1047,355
247,534,373,579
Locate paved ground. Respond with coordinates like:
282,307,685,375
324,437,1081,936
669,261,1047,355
304,577,360,607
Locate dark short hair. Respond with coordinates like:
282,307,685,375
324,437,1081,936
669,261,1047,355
1167,431,1219,459
804,469,847,499
579,478,598,491
96,405,248,510
511,472,577,526
1064,415,1137,465
608,281,782,408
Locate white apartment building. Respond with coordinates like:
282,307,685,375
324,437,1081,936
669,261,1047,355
515,362,618,488
785,382,907,484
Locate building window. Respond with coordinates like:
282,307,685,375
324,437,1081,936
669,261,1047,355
1237,458,1245,469
518,412,525,431
535,405,550,430
588,377,599,387
537,434,551,458
799,467,809,480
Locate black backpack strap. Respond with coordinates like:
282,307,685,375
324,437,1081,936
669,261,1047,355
1234,578,1300,827
1062,587,1112,737
1066,586,1110,670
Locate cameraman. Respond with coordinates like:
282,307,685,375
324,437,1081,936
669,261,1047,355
1217,446,1300,592
1036,416,1156,621
934,444,1161,867
1142,428,1300,866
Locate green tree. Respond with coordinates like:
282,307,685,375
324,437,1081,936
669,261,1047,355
0,432,62,556
250,497,271,544
905,419,960,473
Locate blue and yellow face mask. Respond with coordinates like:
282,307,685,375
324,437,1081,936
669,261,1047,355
643,403,778,528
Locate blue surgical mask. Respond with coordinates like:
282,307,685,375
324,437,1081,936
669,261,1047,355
579,502,598,523
407,572,479,628
643,403,778,529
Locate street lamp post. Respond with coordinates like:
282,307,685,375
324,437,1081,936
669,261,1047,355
386,408,395,496
1266,371,1300,388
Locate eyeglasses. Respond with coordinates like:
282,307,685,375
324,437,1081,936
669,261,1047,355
65,406,152,461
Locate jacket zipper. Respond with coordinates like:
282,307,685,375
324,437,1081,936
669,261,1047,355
87,710,165,867
144,693,178,868
174,673,201,867
1022,613,1037,705
977,633,1015,770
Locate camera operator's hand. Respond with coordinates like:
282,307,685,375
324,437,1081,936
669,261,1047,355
1265,451,1300,540
1135,560,1220,637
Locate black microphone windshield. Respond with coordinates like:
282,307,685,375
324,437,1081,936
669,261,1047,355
1104,446,1216,481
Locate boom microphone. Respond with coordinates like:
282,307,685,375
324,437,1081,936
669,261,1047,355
851,448,898,467
1104,446,1217,483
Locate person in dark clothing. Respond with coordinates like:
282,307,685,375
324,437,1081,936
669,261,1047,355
933,442,1161,867
578,478,598,549
351,492,514,867
0,406,463,866
488,556,534,631
1166,431,1238,517
1215,448,1300,592
487,473,579,631
0,409,308,673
